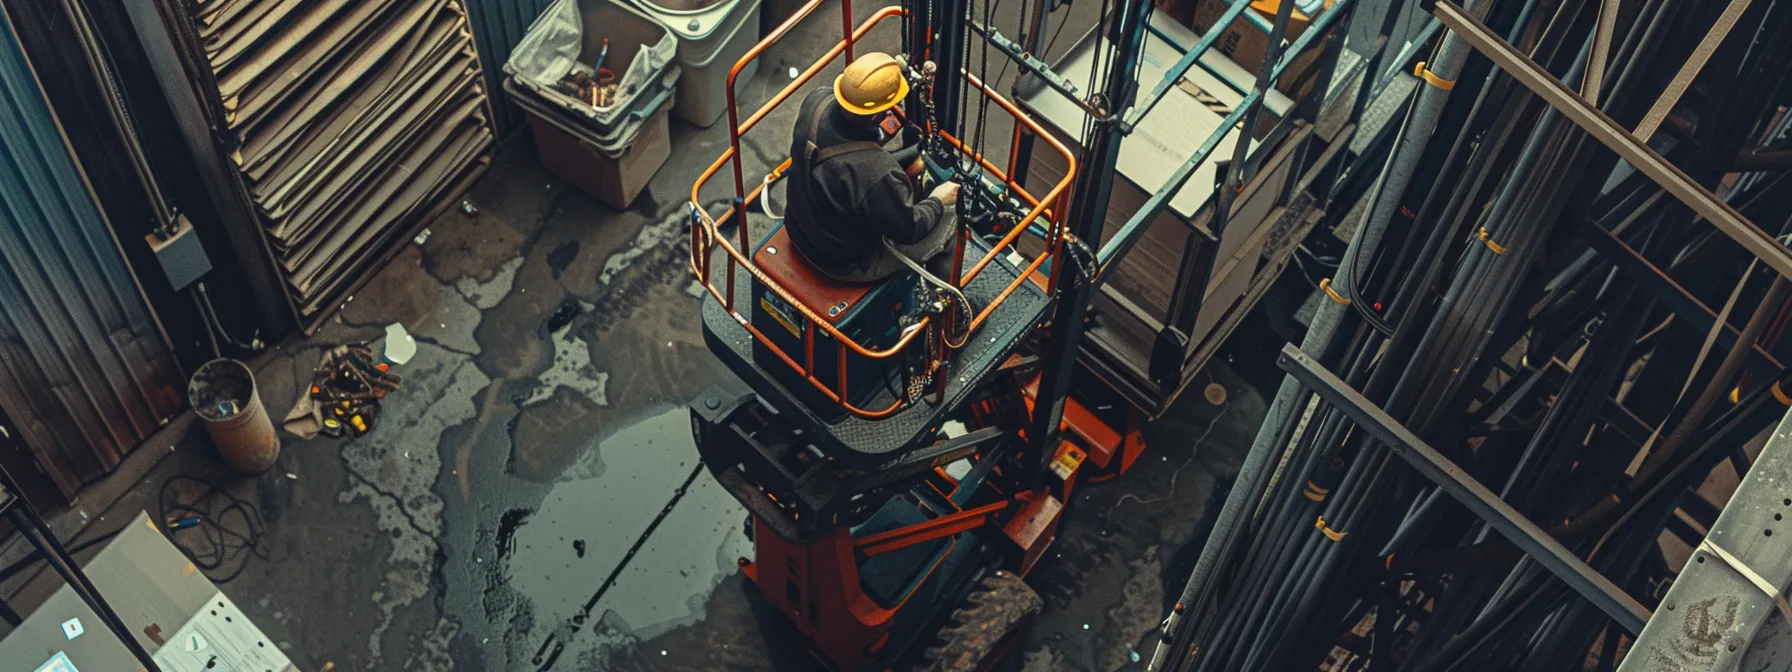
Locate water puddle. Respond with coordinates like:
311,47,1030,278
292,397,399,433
500,407,751,665
521,309,608,407
455,256,524,310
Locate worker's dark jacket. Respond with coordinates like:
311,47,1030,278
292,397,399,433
785,88,944,279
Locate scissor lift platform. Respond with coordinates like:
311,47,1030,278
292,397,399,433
700,236,1050,466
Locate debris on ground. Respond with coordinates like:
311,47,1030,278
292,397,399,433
280,345,403,439
545,299,582,333
383,323,417,365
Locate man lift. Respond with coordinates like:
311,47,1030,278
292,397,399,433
686,0,1357,668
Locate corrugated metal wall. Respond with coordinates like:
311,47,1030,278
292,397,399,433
465,0,555,132
0,4,183,499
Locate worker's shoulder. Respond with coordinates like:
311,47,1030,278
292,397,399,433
799,86,832,112
827,143,902,175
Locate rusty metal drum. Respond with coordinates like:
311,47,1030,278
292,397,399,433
188,359,280,474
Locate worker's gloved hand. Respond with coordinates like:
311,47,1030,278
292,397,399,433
931,181,961,206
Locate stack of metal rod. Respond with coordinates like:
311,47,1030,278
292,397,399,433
1152,0,1792,668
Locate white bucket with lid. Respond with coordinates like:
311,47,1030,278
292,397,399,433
630,0,763,127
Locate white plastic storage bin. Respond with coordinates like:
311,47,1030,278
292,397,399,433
506,0,681,132
507,77,676,209
630,0,763,127
504,0,684,209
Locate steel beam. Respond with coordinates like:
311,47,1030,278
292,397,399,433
1027,0,1155,481
1580,220,1784,376
1425,0,1792,280
1276,344,1653,633
1125,0,1256,130
1619,406,1792,670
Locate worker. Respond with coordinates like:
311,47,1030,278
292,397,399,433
785,51,961,283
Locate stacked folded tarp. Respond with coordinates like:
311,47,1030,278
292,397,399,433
187,0,496,321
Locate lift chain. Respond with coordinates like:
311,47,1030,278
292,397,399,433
1062,234,1098,287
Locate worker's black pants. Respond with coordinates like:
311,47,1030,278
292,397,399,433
824,210,958,284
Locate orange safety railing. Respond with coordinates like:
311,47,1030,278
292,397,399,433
688,0,1078,419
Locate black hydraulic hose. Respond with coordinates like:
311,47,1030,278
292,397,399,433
1163,0,1792,666
1378,11,1609,554
1197,383,1374,669
1496,285,1657,518
1182,0,1519,659
1347,5,1670,666
1368,108,1564,551
1197,445,1337,669
1632,274,1790,485
1274,86,1524,661
1261,454,1398,670
1480,294,1787,666
1236,449,1376,667
1170,327,1387,669
1585,371,1792,558
1172,3,1515,657
1404,565,1550,670
1210,314,1402,669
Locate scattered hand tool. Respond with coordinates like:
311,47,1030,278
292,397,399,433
307,344,402,435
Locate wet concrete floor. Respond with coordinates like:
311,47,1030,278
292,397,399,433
4,1,1285,669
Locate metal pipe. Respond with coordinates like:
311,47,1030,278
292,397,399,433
1096,0,1357,271
1633,273,1791,485
1429,0,1792,280
1276,345,1652,633
1025,0,1156,483
1151,2,1488,661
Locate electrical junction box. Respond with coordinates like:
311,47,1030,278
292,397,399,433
146,213,211,292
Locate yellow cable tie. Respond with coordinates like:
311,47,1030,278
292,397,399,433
1731,386,1742,404
1304,481,1329,501
1315,516,1347,542
1319,278,1352,305
1774,381,1792,406
1385,554,1395,569
1477,227,1508,254
1413,61,1456,90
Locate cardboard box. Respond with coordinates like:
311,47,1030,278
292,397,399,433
1188,0,1324,101
1155,0,1200,25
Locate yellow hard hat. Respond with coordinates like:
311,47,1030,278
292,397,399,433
833,52,909,116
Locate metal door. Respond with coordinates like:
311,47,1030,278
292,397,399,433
466,0,557,131
0,3,183,500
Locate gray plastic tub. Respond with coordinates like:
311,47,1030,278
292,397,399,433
506,75,676,209
506,0,682,132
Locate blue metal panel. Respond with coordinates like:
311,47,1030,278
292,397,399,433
0,3,181,495
465,0,557,132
